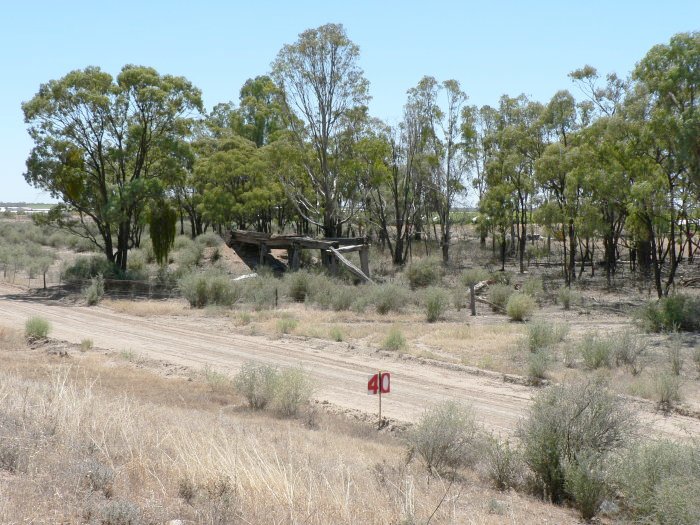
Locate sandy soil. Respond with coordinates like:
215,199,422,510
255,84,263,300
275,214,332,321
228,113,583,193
1,282,698,441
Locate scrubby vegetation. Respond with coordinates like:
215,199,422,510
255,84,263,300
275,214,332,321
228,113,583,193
24,316,50,340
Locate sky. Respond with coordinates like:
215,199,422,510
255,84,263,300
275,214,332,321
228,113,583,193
1,0,698,202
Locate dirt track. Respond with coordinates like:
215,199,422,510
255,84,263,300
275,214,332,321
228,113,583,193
1,283,698,439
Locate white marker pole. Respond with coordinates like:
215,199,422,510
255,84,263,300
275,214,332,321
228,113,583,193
378,370,382,430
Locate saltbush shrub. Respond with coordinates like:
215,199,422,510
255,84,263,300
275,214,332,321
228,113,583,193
286,270,311,302
613,331,646,375
195,231,222,247
423,286,450,322
63,256,122,280
488,284,513,311
519,379,635,505
654,372,681,408
485,436,522,490
24,316,50,340
525,321,568,352
178,271,239,308
506,293,535,321
83,274,105,306
557,287,580,310
407,400,481,473
233,361,279,410
522,277,544,300
371,283,409,315
528,350,550,381
638,294,700,332
405,257,441,289
578,334,613,370
273,367,312,417
382,327,406,351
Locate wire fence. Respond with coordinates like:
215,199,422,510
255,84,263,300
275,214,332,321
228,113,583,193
58,278,180,300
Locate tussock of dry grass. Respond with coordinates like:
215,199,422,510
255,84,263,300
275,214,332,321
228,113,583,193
0,345,578,524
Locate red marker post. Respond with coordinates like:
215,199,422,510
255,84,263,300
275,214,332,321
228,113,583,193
368,371,390,429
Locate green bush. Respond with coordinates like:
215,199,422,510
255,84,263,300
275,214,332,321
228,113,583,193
329,326,344,342
178,271,239,308
195,231,222,247
127,249,147,273
273,367,312,417
233,361,279,410
25,316,50,340
461,268,489,287
564,454,607,521
519,379,635,504
557,287,580,310
488,284,513,311
578,334,613,370
276,316,298,334
407,401,481,473
83,274,105,306
522,277,544,300
174,240,204,271
485,436,522,490
668,342,683,376
613,331,646,375
382,326,406,351
286,270,311,302
241,275,281,311
80,338,94,351
371,283,409,315
525,321,568,352
423,286,450,323
63,256,122,280
528,350,550,381
330,285,356,311
506,293,536,321
638,294,700,332
654,372,681,408
612,440,700,525
405,257,441,289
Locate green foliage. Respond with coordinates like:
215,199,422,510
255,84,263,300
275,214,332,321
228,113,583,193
423,286,449,322
612,440,700,525
488,284,513,311
174,240,204,272
564,455,607,520
286,270,311,302
405,257,442,289
668,342,684,376
178,271,239,308
80,338,94,351
525,321,568,352
578,334,614,370
407,401,481,473
557,287,579,310
519,379,635,504
276,316,298,334
461,268,489,287
83,274,105,306
654,372,681,408
62,256,125,280
273,367,312,417
148,202,177,266
371,283,410,315
485,437,522,490
528,350,550,381
382,327,406,351
195,231,222,247
521,277,544,300
506,293,536,321
24,316,50,340
329,326,344,342
638,294,700,332
233,361,279,410
613,331,647,375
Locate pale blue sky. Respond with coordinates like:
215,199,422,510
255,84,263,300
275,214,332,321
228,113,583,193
1,0,698,202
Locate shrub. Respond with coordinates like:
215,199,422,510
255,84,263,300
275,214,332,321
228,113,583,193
0,442,21,473
423,286,449,322
174,240,204,271
506,293,535,321
485,436,522,490
286,270,311,302
461,268,489,287
241,275,281,310
196,231,222,247
276,316,298,335
638,294,700,332
525,321,568,352
668,342,683,376
80,338,94,351
83,274,105,306
329,326,344,342
519,379,635,504
528,350,550,381
488,284,513,311
564,454,607,521
305,273,335,309
81,458,115,497
654,372,681,408
25,316,50,340
62,256,121,280
98,500,142,525
273,367,312,417
178,271,239,308
407,400,481,473
127,249,147,273
405,257,441,289
382,326,406,351
371,283,409,315
612,440,700,525
331,286,356,311
694,346,700,376
233,361,279,410
557,287,580,310
578,334,613,370
614,331,646,375
522,277,544,300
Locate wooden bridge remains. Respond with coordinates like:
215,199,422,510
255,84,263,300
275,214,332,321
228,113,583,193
226,230,373,283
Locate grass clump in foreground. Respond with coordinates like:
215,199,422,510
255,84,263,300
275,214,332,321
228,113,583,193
24,316,50,341
381,326,407,351
423,286,450,322
83,274,105,306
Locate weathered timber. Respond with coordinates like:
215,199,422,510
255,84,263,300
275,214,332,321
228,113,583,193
329,247,374,284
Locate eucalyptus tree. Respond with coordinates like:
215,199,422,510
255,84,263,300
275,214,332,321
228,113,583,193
23,65,203,270
272,23,370,237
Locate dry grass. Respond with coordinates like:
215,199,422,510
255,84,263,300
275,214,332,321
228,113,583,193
0,327,578,524
102,299,188,317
